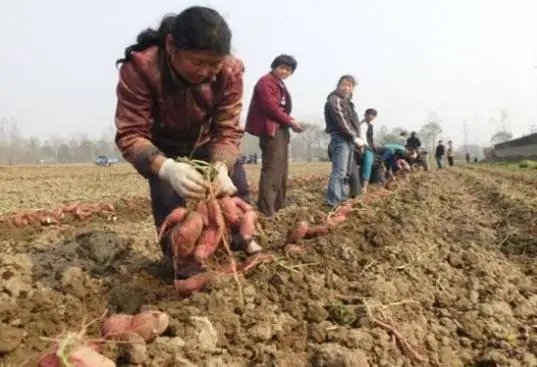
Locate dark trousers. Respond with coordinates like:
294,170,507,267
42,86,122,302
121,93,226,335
348,153,361,198
149,159,250,276
447,156,454,166
257,127,289,217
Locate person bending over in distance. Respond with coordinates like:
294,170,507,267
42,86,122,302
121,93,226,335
114,7,260,280
324,75,365,208
378,144,415,180
245,54,304,217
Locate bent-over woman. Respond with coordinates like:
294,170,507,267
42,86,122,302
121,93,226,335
114,7,255,280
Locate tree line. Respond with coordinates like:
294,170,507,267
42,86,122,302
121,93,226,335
0,112,515,164
0,118,121,165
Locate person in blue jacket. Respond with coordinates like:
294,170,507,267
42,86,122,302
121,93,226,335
377,144,415,178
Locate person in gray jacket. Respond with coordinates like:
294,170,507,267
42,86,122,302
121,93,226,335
324,75,365,207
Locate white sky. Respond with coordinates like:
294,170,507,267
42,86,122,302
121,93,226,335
0,0,536,146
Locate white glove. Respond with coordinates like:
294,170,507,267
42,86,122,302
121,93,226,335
214,162,237,196
158,158,208,200
353,137,365,147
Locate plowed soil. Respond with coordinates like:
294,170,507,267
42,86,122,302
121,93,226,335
1,164,537,367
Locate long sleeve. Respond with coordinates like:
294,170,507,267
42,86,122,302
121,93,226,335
326,94,358,141
357,121,369,146
256,77,292,126
115,62,161,177
210,59,245,169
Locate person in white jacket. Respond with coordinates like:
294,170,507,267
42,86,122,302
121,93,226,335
355,108,378,193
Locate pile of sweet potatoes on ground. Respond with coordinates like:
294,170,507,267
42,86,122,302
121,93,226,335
6,202,115,227
39,310,170,367
283,201,355,254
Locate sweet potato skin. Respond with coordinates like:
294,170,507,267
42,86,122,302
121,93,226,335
194,202,209,227
232,197,254,213
101,314,134,339
239,210,257,241
171,211,205,258
158,207,189,241
194,227,221,262
130,311,170,342
218,196,242,227
305,224,329,238
287,221,309,242
174,272,216,296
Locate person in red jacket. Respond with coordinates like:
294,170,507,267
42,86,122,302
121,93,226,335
245,55,304,216
114,7,258,280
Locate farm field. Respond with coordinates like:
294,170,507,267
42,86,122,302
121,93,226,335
1,163,537,366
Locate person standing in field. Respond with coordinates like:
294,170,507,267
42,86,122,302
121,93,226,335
465,152,470,163
245,55,304,217
406,131,421,150
324,75,365,208
447,140,455,166
356,108,378,193
435,140,445,169
114,8,259,280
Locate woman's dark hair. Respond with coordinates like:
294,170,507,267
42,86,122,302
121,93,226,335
116,7,231,65
270,54,297,72
337,75,356,86
365,108,377,116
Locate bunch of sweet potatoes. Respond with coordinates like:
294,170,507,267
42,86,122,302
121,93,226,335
158,196,257,266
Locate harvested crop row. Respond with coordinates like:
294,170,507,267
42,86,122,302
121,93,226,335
0,173,327,229
4,202,115,227
284,186,396,254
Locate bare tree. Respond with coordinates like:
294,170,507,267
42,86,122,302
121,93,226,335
419,112,443,152
491,131,513,145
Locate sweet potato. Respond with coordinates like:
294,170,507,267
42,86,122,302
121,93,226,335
174,272,216,296
334,202,353,217
12,213,29,227
305,224,329,237
98,203,115,212
328,215,346,226
102,311,169,342
194,227,221,262
194,202,209,227
232,197,254,213
130,310,170,342
158,207,189,241
239,210,258,241
170,211,205,258
74,208,93,220
206,199,225,229
39,345,115,367
218,196,242,227
101,314,134,339
236,252,274,273
287,221,309,243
